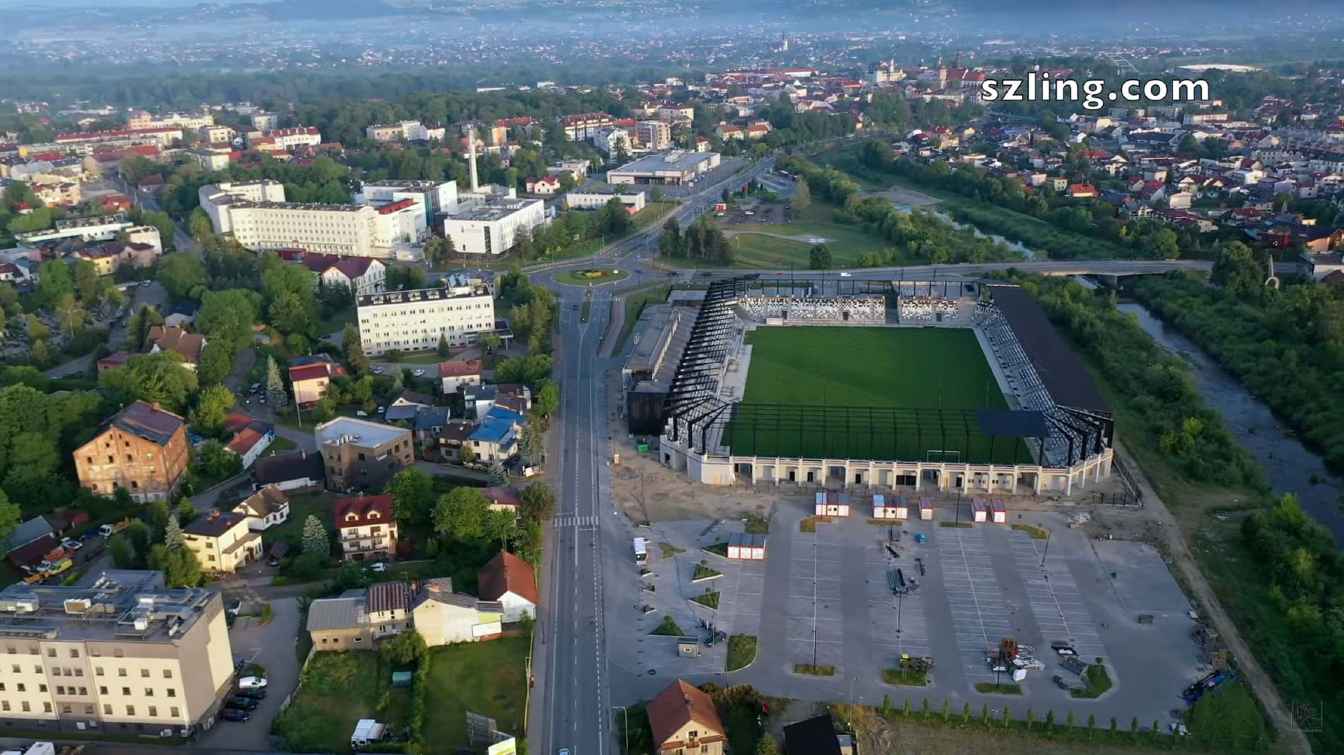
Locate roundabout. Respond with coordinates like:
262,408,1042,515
554,267,631,286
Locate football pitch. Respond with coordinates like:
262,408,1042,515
726,326,1031,463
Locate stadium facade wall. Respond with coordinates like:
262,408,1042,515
662,441,1113,495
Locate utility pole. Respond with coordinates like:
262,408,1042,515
1040,529,1052,568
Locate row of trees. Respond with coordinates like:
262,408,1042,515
658,217,733,264
856,140,1202,261
1133,254,1344,475
781,156,1025,266
1013,274,1262,487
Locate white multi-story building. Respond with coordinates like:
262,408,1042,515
127,109,214,131
13,214,135,246
250,112,278,131
441,197,546,256
356,280,496,356
590,127,631,157
355,180,459,234
265,127,321,150
365,121,446,143
199,181,422,258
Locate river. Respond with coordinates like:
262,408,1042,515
1118,301,1344,541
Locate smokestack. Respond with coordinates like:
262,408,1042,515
467,124,479,193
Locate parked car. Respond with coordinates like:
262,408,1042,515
368,562,387,573
60,538,82,551
413,368,425,376
1051,642,1077,656
372,366,385,374
226,600,242,618
219,708,250,722
225,697,259,711
238,676,268,690
237,687,267,700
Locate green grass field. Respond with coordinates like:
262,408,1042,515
421,636,530,748
728,327,1029,463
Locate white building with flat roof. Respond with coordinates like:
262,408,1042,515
607,150,721,185
366,121,446,143
356,281,496,355
565,187,647,212
442,197,546,256
13,213,135,245
356,180,459,231
200,181,422,258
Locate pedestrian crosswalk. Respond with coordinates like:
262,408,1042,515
552,515,599,528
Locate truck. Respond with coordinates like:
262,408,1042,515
633,537,648,564
99,519,131,538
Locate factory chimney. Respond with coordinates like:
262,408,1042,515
466,124,479,193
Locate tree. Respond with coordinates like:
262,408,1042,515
534,381,559,420
266,355,289,408
387,468,436,528
437,333,452,358
53,294,85,336
164,515,185,550
1211,240,1264,299
433,487,491,540
109,534,137,568
149,543,202,587
479,332,503,356
520,482,555,521
158,254,208,300
808,243,833,270
100,352,199,413
343,324,369,375
301,515,330,560
36,260,74,308
0,490,20,545
380,629,427,665
191,385,236,435
197,289,260,350
754,736,779,755
790,176,811,211
197,340,234,387
126,305,164,350
193,440,242,481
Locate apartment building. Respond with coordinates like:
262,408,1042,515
561,112,615,141
127,110,214,131
355,282,496,356
13,214,135,246
74,402,189,503
365,121,446,143
0,571,234,735
441,197,546,256
199,181,418,258
636,120,673,151
181,511,262,574
356,179,459,219
260,127,321,150
333,495,399,562
315,417,414,491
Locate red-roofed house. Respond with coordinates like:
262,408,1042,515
334,495,398,562
482,486,522,514
146,325,206,370
647,680,727,755
289,360,346,406
1067,183,1098,199
477,550,538,622
526,175,561,195
438,359,483,394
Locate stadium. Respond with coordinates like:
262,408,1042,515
653,275,1114,494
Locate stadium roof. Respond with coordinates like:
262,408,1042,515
986,285,1109,414
975,409,1049,438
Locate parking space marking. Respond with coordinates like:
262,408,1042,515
939,527,1015,681
1009,533,1107,660
863,540,931,666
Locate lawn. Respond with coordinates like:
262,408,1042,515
730,199,892,265
263,492,334,548
273,651,411,753
726,635,757,671
728,326,1029,463
651,616,685,636
1071,660,1114,699
422,636,531,747
633,200,679,228
691,590,721,609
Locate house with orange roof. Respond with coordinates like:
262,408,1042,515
647,679,726,755
477,550,538,622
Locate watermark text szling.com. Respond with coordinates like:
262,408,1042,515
979,73,1210,111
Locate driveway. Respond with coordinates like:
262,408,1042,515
198,597,302,751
